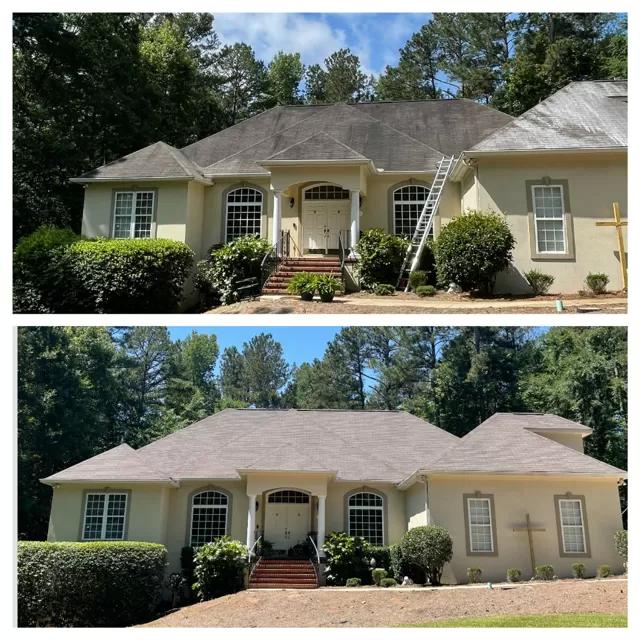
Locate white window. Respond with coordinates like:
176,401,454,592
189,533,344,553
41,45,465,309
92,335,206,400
112,191,154,239
558,499,586,554
82,492,128,540
347,492,384,545
225,187,263,242
393,184,430,238
304,185,350,200
268,490,310,504
532,185,566,253
190,490,229,547
467,497,494,552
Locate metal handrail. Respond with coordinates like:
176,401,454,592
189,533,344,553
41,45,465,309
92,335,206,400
308,535,321,565
247,535,263,562
260,230,290,287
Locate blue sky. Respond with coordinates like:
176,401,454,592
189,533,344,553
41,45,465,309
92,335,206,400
213,13,430,76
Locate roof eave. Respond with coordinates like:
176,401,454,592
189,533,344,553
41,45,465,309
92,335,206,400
411,469,627,479
40,478,178,486
466,146,627,157
70,176,213,185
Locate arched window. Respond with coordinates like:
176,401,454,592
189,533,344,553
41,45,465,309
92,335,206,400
303,184,350,200
392,184,430,238
189,490,229,547
347,491,384,545
268,490,310,504
225,186,263,242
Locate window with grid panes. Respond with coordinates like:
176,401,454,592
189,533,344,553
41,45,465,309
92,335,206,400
532,185,566,253
190,491,229,547
267,490,310,503
112,191,154,238
347,492,384,545
82,493,127,540
467,497,494,552
303,185,350,200
558,499,586,553
225,187,263,241
393,185,430,238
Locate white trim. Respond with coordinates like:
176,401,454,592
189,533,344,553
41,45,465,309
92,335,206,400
302,183,351,200
466,146,627,157
71,176,212,184
224,186,264,243
189,490,230,547
112,190,155,239
466,497,494,553
82,492,128,541
531,184,567,254
347,491,385,546
558,498,587,554
392,183,431,237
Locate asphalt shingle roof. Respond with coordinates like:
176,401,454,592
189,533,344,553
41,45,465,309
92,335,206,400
471,80,628,152
264,132,369,162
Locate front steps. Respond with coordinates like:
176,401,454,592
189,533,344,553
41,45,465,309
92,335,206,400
262,256,342,295
249,558,319,589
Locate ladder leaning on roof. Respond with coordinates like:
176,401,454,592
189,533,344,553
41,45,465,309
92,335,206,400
396,154,456,291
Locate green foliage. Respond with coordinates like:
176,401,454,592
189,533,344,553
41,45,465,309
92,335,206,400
614,530,627,562
267,51,304,105
355,229,410,289
305,48,368,103
585,272,610,295
196,236,271,306
315,274,342,302
374,283,396,296
415,285,436,297
192,537,248,601
534,564,555,581
467,567,482,583
435,211,515,294
368,546,392,572
409,270,428,290
380,577,398,587
506,567,522,583
571,562,586,579
525,270,555,295
322,531,372,586
345,577,362,587
597,564,611,578
399,525,453,586
17,541,167,627
371,567,388,586
286,272,318,299
13,226,79,312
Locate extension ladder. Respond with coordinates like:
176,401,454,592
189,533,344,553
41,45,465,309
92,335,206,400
396,155,455,291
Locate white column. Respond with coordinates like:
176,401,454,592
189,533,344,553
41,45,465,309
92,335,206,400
349,190,360,254
317,495,326,553
272,189,282,248
246,494,256,549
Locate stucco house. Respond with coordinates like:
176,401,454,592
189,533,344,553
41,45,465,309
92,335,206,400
43,409,626,585
72,80,627,294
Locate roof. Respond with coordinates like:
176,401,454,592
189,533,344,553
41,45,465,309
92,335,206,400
73,141,205,182
263,132,369,163
42,443,170,484
420,413,625,477
471,80,628,153
503,412,592,435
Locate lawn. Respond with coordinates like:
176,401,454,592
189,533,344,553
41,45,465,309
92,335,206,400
408,613,627,627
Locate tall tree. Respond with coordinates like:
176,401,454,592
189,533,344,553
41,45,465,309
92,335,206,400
267,51,304,105
304,63,327,104
324,48,368,102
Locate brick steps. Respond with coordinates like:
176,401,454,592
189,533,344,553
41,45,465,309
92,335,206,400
249,559,318,590
262,257,343,295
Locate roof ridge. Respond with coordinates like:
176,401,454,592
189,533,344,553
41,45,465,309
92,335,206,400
265,131,368,161
158,141,203,176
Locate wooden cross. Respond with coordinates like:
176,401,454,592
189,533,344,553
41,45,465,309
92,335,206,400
513,513,546,575
596,202,628,290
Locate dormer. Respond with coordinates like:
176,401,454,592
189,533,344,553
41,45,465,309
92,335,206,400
515,413,592,452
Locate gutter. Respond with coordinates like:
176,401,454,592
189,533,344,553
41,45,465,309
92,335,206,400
70,176,214,185
40,478,180,487
464,146,626,157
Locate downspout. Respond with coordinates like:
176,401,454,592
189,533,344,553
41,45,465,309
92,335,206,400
421,474,432,525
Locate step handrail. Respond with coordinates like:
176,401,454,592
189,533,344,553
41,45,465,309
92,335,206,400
308,535,321,565
248,535,262,563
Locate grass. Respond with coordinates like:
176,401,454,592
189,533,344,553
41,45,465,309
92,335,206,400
407,613,627,627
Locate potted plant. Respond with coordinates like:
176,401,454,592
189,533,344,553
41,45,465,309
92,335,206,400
287,272,317,301
315,274,342,302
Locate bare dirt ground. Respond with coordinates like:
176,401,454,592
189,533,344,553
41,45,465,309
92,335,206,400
143,578,627,627
205,292,627,315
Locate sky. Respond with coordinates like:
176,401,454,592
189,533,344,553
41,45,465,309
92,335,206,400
213,13,430,76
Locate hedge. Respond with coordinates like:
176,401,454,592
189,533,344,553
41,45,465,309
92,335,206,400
17,541,167,627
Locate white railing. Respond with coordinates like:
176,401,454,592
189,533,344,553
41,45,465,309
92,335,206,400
308,535,321,565
247,535,262,562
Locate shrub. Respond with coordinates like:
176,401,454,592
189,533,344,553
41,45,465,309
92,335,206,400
374,283,396,296
597,564,611,578
434,211,515,294
506,568,522,583
287,272,317,300
399,525,453,586
315,273,342,302
195,236,271,305
380,577,397,587
408,270,428,291
323,531,371,586
614,530,627,563
345,577,362,587
368,546,391,573
585,272,609,295
17,541,167,627
415,285,436,297
571,562,586,579
534,564,555,581
64,238,194,312
371,568,388,586
389,543,426,585
13,226,80,312
355,229,409,289
467,567,482,584
525,269,555,295
192,536,248,601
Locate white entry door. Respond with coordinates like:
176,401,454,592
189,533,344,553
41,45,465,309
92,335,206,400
302,200,350,252
265,491,311,550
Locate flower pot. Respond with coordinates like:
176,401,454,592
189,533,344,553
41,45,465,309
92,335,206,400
320,292,335,303
300,291,314,301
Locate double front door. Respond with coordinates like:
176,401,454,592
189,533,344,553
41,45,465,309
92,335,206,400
302,200,350,252
264,490,311,550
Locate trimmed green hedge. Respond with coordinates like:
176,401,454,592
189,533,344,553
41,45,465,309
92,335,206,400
17,541,167,627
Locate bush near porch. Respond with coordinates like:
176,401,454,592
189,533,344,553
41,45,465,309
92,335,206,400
17,541,167,627
192,537,248,601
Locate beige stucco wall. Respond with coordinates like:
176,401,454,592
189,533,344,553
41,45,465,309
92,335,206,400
461,152,628,293
532,432,585,452
426,474,623,584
